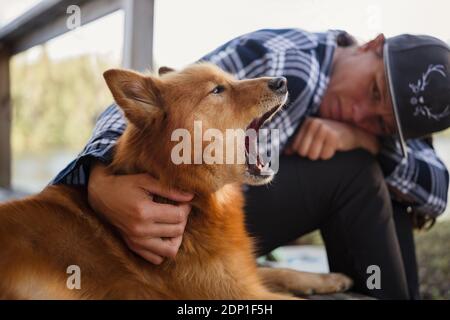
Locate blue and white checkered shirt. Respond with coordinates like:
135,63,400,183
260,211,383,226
52,28,449,217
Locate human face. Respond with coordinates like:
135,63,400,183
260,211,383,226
319,34,396,136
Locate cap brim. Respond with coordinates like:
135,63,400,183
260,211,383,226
383,42,408,159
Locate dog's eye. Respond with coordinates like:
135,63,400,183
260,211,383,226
211,85,225,95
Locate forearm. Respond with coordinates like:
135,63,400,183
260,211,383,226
89,160,109,188
355,129,380,155
87,160,114,217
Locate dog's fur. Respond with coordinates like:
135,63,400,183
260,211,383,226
0,63,352,299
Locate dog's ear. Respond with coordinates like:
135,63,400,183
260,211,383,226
158,66,175,76
103,69,164,127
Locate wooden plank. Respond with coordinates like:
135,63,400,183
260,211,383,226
122,0,154,71
0,0,123,55
0,50,11,189
0,0,63,42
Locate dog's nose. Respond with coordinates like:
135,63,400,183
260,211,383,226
268,77,287,94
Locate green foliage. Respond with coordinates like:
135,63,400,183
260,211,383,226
11,47,117,155
416,220,450,299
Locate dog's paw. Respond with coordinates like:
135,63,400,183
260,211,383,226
309,273,353,294
286,272,353,296
259,267,353,296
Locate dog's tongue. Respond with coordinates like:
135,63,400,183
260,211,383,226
245,129,265,171
245,107,281,171
245,117,262,154
247,105,280,133
248,118,261,131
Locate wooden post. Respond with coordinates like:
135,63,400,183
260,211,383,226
122,0,154,71
0,49,11,189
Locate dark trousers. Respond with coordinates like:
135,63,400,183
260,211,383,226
244,150,420,300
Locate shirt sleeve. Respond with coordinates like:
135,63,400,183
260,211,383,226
50,103,126,185
378,136,449,217
199,31,272,79
200,29,329,153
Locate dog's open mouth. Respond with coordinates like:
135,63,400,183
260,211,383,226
244,97,287,179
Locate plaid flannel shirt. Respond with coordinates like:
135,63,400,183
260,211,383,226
52,28,449,217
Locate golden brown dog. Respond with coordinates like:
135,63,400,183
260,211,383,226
0,63,352,299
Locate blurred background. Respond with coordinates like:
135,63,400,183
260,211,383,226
0,0,448,299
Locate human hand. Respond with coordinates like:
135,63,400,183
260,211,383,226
285,117,380,160
87,161,194,265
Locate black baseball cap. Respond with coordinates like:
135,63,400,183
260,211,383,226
383,34,450,157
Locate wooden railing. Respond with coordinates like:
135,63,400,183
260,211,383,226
0,0,155,189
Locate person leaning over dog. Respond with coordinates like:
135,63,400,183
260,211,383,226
52,29,450,300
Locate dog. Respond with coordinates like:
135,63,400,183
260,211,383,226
0,63,352,299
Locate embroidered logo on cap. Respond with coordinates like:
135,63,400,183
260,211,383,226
409,64,450,120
